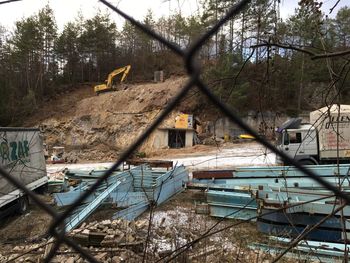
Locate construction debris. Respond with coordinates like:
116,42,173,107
190,164,350,250
0,200,273,263
53,165,188,232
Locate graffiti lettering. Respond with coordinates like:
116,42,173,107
0,141,10,162
0,140,30,164
10,141,18,161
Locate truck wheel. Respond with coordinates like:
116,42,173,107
17,196,29,215
299,160,315,166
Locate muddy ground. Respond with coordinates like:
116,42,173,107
0,190,296,263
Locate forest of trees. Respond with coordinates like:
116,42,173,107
0,0,350,125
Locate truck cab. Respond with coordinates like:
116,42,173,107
276,105,350,165
276,122,319,165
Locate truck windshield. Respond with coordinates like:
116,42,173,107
284,132,289,145
288,132,302,144
276,132,283,145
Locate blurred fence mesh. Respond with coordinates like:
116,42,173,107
0,0,349,262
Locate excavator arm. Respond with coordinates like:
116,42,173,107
106,65,131,87
94,65,131,94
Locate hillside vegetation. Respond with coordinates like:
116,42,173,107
1,1,350,125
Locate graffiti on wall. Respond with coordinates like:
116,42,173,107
0,139,30,164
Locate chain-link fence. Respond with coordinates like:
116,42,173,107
1,0,349,262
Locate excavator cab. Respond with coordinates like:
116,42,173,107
94,65,131,95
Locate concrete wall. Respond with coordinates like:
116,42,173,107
209,112,296,139
185,130,194,147
152,129,168,149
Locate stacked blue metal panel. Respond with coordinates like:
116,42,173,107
190,164,350,244
53,165,189,231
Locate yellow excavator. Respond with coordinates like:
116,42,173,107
94,65,131,95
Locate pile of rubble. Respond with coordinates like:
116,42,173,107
70,219,148,250
0,193,272,263
0,241,143,263
0,218,146,262
0,214,246,263
0,216,191,262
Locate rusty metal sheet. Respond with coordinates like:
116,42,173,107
125,159,173,170
192,170,234,179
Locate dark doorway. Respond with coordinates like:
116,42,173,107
168,130,186,148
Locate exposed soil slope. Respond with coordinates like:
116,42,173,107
31,77,192,161
25,83,95,126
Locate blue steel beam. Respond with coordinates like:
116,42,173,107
61,165,189,226
65,180,121,232
234,164,350,178
154,166,188,204
249,243,344,262
112,201,149,221
209,203,257,220
270,237,350,259
206,190,257,220
54,178,133,207
112,191,148,207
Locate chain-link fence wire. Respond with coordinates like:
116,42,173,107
0,0,21,5
1,0,350,262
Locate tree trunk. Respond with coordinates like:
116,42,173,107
297,53,305,114
240,11,246,60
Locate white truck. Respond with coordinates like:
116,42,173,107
0,127,48,219
276,104,350,165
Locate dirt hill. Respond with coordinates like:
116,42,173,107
29,77,198,161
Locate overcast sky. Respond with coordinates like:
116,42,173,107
0,0,348,31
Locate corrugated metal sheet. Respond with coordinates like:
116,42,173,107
60,165,189,231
